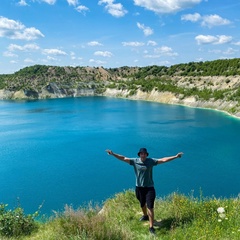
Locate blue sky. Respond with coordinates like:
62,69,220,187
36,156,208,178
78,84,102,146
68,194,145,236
0,0,240,74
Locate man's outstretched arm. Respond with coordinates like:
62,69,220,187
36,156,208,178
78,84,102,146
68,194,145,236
157,152,183,164
106,149,130,164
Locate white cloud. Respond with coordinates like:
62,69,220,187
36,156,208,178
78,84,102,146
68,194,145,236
10,60,18,64
42,49,67,55
181,13,201,22
0,17,24,32
195,35,218,44
195,35,232,45
144,46,178,59
40,0,56,4
201,14,231,28
94,51,113,57
137,22,153,36
7,44,24,51
47,56,58,61
147,40,157,46
223,47,238,55
17,0,28,6
66,0,79,6
89,59,106,65
8,43,40,51
0,16,44,40
233,41,240,46
208,47,239,56
98,0,127,17
144,54,161,59
133,0,202,14
24,58,34,63
3,51,18,57
16,27,44,40
181,13,231,28
154,46,178,56
122,41,145,47
76,5,89,14
87,41,103,46
159,60,171,66
217,35,232,44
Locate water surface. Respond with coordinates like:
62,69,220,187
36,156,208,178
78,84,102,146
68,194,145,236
0,97,239,215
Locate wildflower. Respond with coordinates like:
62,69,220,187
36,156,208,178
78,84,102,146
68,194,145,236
217,207,225,214
218,219,222,222
219,213,226,219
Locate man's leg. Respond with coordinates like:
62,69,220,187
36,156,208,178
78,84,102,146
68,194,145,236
142,204,148,216
146,187,156,234
147,208,154,228
136,187,149,220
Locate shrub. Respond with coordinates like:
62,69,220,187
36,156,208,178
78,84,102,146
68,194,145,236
0,204,39,237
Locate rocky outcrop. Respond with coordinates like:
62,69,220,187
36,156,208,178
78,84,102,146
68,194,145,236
0,90,15,99
0,85,95,100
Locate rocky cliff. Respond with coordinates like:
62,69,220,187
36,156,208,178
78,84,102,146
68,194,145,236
0,61,239,118
103,88,240,118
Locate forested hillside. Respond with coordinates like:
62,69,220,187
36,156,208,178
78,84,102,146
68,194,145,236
0,58,240,116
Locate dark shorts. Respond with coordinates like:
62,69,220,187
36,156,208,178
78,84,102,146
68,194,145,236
135,186,156,209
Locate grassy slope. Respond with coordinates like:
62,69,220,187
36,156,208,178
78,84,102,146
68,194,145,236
4,190,239,240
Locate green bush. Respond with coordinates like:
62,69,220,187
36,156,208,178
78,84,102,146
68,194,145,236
0,204,38,237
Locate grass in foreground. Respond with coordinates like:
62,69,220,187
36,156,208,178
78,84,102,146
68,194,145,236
1,190,240,239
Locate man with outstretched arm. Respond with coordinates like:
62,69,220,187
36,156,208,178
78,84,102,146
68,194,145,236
106,147,183,235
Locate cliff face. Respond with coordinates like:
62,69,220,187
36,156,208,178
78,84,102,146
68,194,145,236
103,88,240,118
0,86,95,100
0,62,240,118
0,84,239,118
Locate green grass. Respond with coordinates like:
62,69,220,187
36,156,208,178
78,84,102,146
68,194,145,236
1,190,240,239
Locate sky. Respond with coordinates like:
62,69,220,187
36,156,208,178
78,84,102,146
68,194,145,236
0,0,240,74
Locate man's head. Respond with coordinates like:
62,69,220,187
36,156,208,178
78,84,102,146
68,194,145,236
138,148,149,157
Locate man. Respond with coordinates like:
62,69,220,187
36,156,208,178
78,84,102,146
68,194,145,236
106,147,183,235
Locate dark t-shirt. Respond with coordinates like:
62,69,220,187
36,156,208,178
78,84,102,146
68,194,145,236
129,158,158,187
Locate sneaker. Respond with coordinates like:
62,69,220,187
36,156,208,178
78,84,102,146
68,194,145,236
139,215,149,221
149,227,155,235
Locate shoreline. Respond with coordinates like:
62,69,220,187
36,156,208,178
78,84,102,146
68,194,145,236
1,87,239,120
102,88,240,120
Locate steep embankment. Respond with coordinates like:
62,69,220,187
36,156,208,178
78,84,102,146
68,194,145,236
103,88,240,118
0,60,240,117
1,84,239,117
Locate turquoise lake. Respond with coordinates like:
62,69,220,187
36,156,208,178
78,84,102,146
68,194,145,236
0,97,240,216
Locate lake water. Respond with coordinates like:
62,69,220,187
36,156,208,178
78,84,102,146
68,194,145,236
0,96,240,216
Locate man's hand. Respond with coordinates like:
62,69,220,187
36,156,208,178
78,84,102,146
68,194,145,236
106,149,113,155
177,152,184,158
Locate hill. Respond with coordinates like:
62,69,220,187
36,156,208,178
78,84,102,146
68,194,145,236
0,58,240,117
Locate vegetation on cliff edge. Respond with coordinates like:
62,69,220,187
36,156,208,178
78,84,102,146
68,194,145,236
1,190,240,240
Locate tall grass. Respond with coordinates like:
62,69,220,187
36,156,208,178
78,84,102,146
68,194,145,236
2,190,240,239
